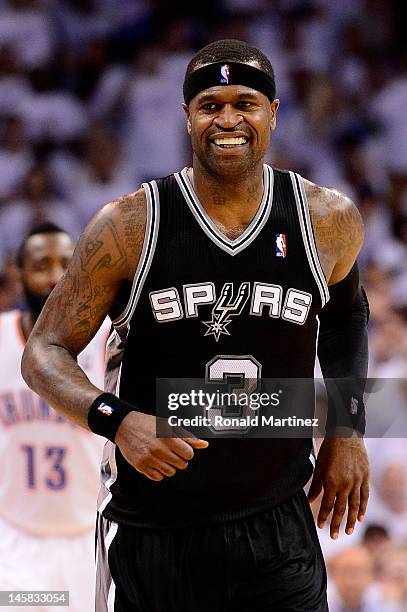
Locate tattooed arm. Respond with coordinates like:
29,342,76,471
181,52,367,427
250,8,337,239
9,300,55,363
21,189,146,428
304,181,369,540
304,180,364,284
305,181,364,283
22,188,207,480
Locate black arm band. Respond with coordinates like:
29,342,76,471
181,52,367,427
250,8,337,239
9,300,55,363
87,392,136,442
318,263,369,435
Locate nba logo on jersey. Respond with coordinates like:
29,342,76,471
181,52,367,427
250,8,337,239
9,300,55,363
220,64,230,84
275,233,286,258
98,403,114,416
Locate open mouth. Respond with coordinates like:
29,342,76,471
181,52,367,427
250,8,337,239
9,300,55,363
212,136,249,148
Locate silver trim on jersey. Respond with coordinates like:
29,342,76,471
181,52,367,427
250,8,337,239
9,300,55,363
297,175,330,304
95,514,118,612
309,313,321,470
98,328,122,514
112,180,160,331
174,165,274,256
98,439,118,515
289,172,330,307
99,180,160,513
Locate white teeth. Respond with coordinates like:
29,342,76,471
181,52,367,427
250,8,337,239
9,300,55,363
213,137,247,146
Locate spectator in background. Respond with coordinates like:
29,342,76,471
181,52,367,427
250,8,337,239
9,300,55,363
375,545,407,611
0,164,81,265
0,0,54,70
121,40,190,181
17,67,88,145
372,52,407,213
70,124,134,226
0,44,33,117
357,190,394,273
365,461,407,541
328,546,403,611
389,214,407,311
361,524,391,559
0,115,33,204
368,311,407,376
52,0,112,52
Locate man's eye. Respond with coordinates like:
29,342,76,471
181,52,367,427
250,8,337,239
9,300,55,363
236,101,253,109
201,103,218,111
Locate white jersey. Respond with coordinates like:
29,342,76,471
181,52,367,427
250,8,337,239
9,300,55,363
0,310,109,537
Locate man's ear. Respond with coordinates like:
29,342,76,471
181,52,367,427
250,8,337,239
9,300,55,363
182,102,191,135
270,99,280,131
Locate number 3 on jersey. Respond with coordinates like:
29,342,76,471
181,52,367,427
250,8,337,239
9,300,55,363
205,355,261,432
21,445,67,490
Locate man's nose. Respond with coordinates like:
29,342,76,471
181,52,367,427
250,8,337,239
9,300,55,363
214,105,243,129
47,265,65,289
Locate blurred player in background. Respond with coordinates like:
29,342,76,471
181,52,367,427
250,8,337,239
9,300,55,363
0,223,108,611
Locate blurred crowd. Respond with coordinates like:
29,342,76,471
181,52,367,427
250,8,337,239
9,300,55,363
0,0,406,609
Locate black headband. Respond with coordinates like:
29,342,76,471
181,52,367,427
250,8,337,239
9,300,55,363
183,62,276,105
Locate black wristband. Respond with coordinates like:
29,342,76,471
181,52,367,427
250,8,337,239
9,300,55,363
87,392,136,442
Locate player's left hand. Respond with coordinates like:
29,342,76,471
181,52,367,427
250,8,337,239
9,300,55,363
307,434,369,540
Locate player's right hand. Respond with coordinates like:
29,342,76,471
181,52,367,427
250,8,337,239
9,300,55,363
114,411,209,481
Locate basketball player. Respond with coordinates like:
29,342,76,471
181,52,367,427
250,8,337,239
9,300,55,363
22,41,370,611
0,223,109,611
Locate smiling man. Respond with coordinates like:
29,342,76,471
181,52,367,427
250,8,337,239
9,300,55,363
22,40,370,612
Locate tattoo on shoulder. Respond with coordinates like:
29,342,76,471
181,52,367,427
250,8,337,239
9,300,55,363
42,189,147,349
82,217,126,272
304,181,364,276
114,190,147,253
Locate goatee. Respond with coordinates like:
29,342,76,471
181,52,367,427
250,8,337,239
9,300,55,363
23,288,51,322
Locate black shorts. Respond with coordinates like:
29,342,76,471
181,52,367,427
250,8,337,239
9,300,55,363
96,489,328,612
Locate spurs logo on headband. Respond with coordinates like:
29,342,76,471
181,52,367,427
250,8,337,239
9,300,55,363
220,64,230,84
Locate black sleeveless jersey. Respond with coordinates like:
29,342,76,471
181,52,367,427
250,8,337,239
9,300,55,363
99,165,330,528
